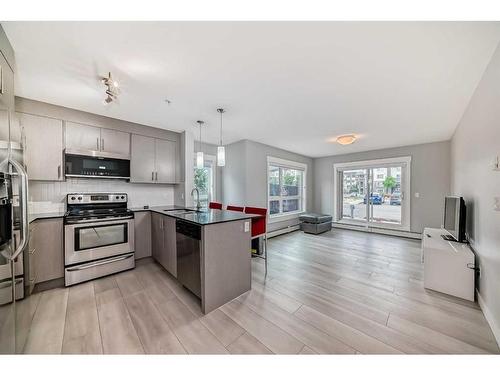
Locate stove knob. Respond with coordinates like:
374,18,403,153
71,196,76,201
121,196,125,200
77,196,82,201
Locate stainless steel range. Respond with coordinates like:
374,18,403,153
64,193,135,286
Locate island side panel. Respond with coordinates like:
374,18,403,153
201,219,252,314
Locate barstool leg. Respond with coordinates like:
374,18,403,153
264,234,268,276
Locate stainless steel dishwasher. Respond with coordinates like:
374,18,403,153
176,219,202,298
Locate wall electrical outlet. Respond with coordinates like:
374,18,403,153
244,221,250,232
494,197,500,211
415,192,420,198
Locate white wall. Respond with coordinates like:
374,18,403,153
221,139,314,232
29,179,174,212
314,141,451,234
451,41,500,343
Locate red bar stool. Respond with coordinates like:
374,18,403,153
244,206,268,274
226,205,244,212
208,201,223,209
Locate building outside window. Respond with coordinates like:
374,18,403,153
193,154,216,208
267,157,307,220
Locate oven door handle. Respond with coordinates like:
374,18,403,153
66,253,134,272
65,217,134,226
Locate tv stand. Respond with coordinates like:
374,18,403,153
422,228,475,301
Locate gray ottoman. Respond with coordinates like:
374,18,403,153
299,213,333,234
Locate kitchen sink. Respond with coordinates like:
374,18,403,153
164,209,198,214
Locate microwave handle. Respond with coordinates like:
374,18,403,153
0,158,30,261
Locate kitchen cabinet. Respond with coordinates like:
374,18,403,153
151,213,177,277
65,121,100,153
100,127,130,157
65,121,130,159
130,134,178,184
20,113,64,181
130,134,156,183
30,218,64,284
156,138,177,183
162,215,177,277
0,52,14,110
134,211,152,259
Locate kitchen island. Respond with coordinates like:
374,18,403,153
133,206,258,314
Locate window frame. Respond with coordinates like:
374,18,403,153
267,156,307,223
193,153,217,208
333,156,411,232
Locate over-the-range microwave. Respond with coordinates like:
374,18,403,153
65,154,130,179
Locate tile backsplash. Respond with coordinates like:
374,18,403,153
29,178,175,213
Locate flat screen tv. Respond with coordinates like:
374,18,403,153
443,196,467,242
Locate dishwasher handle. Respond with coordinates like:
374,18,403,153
175,220,201,240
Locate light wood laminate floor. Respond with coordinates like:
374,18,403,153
18,229,500,354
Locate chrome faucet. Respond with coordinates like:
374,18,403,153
191,187,201,211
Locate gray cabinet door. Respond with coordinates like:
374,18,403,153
21,113,63,181
100,127,130,158
163,216,177,277
33,218,64,284
0,52,14,110
155,138,177,183
65,121,101,153
130,134,156,183
151,213,164,263
134,211,151,259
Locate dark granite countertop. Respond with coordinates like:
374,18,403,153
29,211,65,223
146,205,259,226
28,205,259,226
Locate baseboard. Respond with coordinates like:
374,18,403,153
477,290,500,348
332,222,422,239
268,225,300,238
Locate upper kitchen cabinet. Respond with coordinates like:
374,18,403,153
20,113,64,181
156,138,176,183
65,121,130,159
100,127,130,157
65,121,100,153
130,134,178,184
130,134,156,183
0,52,14,110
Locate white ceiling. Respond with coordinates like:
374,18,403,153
3,22,500,157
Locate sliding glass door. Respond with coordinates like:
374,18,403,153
335,157,410,231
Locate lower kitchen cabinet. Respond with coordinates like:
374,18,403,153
134,211,152,259
30,218,64,284
151,213,177,277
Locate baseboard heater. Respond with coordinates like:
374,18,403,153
332,222,422,239
267,224,300,238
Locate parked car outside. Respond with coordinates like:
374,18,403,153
390,193,401,205
363,193,384,205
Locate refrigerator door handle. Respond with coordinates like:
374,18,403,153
4,158,29,261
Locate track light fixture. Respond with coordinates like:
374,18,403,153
101,72,120,105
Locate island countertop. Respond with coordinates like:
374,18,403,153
130,205,260,225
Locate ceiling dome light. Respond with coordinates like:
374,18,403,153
336,134,357,145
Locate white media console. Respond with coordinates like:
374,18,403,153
422,227,475,301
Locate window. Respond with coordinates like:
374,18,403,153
334,156,411,231
267,157,306,220
193,154,216,208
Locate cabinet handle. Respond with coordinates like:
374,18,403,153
0,65,3,95
57,165,61,179
97,138,99,150
155,172,158,181
101,138,104,151
152,171,154,181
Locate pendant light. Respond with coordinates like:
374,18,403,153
196,120,204,169
217,108,226,167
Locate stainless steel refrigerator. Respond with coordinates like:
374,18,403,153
0,31,30,354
